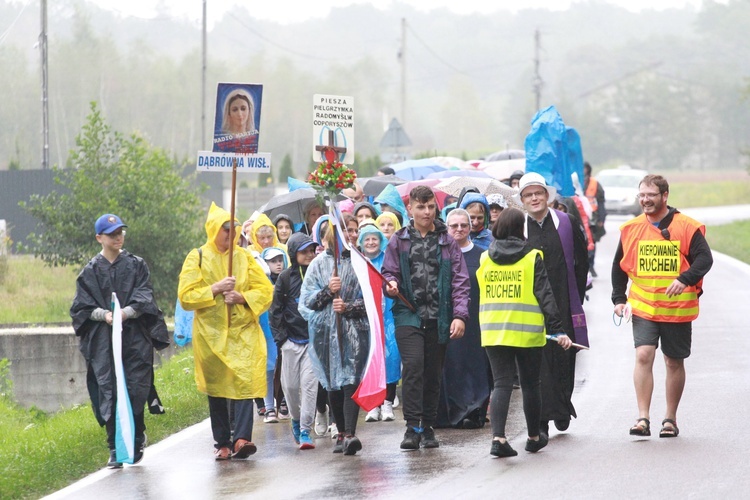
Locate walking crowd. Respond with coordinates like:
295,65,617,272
72,169,712,467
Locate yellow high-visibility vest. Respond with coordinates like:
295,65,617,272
477,249,546,348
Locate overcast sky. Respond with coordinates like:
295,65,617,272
87,0,714,26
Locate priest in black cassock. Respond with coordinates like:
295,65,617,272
517,174,589,436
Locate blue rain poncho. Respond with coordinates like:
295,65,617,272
374,184,409,226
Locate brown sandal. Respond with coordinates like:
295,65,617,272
659,419,679,438
629,418,651,436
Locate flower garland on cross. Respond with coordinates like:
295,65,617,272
307,160,357,208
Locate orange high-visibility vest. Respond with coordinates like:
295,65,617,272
585,178,599,212
619,213,705,323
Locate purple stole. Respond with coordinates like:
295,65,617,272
554,209,589,348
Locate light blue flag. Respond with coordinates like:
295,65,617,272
112,293,136,464
287,176,311,191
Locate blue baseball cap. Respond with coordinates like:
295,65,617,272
95,214,128,235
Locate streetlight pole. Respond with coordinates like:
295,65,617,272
40,0,49,169
202,0,207,148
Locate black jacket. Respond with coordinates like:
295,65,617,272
487,236,566,335
269,233,313,347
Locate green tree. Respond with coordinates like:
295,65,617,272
258,171,274,187
277,153,294,184
21,103,204,311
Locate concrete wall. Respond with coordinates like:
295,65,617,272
0,327,178,413
0,328,88,412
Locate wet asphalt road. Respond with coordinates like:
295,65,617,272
46,209,750,499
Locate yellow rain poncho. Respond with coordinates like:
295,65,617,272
249,213,287,254
178,203,273,399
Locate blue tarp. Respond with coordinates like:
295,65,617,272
524,105,584,197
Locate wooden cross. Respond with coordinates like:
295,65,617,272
315,129,347,163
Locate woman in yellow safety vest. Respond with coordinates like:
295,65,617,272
477,208,572,458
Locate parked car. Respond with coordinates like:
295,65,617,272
597,166,649,216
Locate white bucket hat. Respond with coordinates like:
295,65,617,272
515,172,557,203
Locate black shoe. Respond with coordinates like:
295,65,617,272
333,433,345,453
525,433,549,453
278,398,290,420
107,450,123,469
554,419,570,431
343,435,362,456
421,426,439,448
461,418,480,430
400,427,421,451
132,434,146,464
490,440,518,457
591,267,598,278
133,443,145,465
539,420,549,435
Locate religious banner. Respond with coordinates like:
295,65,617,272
312,94,354,164
196,82,271,172
213,83,263,153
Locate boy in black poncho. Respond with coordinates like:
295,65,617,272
70,214,169,469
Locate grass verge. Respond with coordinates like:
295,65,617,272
707,220,750,265
668,178,750,208
0,347,207,499
0,255,79,324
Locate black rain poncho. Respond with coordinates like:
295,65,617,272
71,250,168,425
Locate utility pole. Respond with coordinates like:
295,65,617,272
201,0,207,148
40,0,49,169
399,18,406,129
533,28,543,112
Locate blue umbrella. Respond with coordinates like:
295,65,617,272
425,169,491,180
389,158,448,180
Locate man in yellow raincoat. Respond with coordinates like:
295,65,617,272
178,203,273,460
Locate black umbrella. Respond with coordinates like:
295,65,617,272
357,175,407,197
259,188,339,224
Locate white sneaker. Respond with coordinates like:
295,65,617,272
381,401,395,421
314,409,328,436
263,410,279,423
393,395,400,408
329,423,338,439
365,407,381,422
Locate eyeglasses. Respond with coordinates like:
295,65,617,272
347,228,359,234
105,230,126,238
636,192,662,200
521,190,547,200
448,223,470,230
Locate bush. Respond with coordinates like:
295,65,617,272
21,103,205,311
